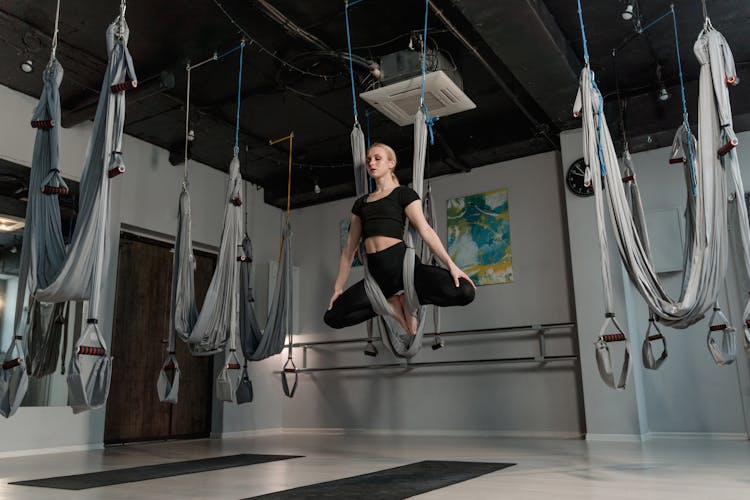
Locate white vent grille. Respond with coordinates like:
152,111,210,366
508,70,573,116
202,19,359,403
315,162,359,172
360,70,476,126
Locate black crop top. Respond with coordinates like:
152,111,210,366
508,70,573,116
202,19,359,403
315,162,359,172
351,186,420,239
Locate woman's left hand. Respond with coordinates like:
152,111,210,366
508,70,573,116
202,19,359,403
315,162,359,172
449,265,475,289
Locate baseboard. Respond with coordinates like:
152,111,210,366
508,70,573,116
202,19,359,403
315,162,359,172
212,428,283,439
0,443,104,459
585,433,644,442
280,427,583,439
644,432,748,441
586,432,748,442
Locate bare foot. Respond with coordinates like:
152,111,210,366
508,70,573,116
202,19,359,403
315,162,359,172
387,296,412,335
398,295,419,336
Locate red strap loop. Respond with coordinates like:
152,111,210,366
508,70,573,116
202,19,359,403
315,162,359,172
42,186,69,195
31,119,55,129
2,358,22,370
601,333,626,343
79,346,106,356
111,80,137,93
108,165,126,178
718,138,738,157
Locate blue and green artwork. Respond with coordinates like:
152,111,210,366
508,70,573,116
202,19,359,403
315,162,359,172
447,188,513,285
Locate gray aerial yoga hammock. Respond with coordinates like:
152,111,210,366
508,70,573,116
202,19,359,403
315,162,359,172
171,156,243,357
238,230,294,362
27,301,69,377
157,188,192,404
167,38,245,365
697,22,750,359
352,109,430,359
574,4,749,387
2,8,136,415
162,40,294,403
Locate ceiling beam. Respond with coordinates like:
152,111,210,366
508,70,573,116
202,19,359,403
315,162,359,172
0,9,105,92
444,0,581,130
427,0,560,150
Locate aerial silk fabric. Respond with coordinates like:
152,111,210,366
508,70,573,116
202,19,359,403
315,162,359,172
238,226,294,362
574,24,750,385
352,111,430,359
575,66,726,329
27,301,68,377
3,17,136,416
172,156,243,356
698,26,750,353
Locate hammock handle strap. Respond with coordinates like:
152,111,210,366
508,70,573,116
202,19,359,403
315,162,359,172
707,305,737,366
594,315,631,390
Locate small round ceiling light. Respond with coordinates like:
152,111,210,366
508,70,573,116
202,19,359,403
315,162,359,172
20,59,33,73
621,3,635,21
658,84,671,102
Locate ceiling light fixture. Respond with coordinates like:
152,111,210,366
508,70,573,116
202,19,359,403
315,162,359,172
20,59,33,73
658,83,671,102
621,2,635,21
314,181,321,194
656,64,670,102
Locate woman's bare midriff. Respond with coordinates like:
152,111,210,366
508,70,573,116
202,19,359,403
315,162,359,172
364,236,403,254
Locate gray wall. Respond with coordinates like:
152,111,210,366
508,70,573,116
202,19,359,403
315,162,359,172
560,129,750,439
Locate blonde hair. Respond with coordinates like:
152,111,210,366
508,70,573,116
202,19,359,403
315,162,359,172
368,142,399,184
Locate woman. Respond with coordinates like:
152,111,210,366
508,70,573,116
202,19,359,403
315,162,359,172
325,142,475,335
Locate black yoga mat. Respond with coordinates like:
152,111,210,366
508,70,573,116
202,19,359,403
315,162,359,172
245,460,514,499
11,453,302,490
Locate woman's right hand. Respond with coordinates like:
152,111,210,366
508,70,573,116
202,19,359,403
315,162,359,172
328,288,343,310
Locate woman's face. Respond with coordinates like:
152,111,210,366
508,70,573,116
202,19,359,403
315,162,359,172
366,146,395,180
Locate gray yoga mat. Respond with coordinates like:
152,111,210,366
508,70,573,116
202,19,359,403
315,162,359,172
11,453,302,490
245,460,514,499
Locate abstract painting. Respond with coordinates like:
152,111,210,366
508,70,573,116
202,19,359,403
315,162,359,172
447,188,513,285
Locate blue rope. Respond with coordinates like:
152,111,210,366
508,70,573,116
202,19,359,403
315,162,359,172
420,0,437,144
638,9,673,34
670,5,697,195
576,0,606,176
576,0,590,65
344,1,359,124
234,41,245,155
217,43,243,61
594,81,607,177
420,0,429,107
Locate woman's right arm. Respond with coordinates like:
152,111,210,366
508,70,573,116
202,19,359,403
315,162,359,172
328,214,363,309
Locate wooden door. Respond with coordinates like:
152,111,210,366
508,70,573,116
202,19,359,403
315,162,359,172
104,233,215,444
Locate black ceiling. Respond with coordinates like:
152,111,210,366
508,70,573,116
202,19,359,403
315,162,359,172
1,0,749,209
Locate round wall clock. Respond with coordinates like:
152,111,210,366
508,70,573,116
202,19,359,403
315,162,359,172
565,157,594,197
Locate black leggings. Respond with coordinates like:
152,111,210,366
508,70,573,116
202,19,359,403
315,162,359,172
324,242,475,329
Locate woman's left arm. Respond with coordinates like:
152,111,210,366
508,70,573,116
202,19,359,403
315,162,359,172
404,200,475,288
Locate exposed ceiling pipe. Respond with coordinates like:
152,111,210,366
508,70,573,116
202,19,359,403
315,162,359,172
63,70,176,127
427,0,559,151
252,0,330,51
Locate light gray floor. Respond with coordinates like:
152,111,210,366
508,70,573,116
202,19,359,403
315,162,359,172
1,433,749,499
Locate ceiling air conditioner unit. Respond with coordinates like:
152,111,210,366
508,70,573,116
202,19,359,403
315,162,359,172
360,70,476,127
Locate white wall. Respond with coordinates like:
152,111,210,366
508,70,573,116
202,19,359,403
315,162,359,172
265,150,585,436
0,83,283,454
560,128,750,439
